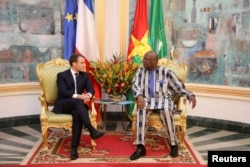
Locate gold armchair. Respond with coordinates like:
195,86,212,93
131,58,188,150
36,58,97,152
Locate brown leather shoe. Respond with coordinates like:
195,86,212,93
170,145,179,157
130,145,146,160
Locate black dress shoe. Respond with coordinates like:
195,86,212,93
70,147,79,160
90,129,104,139
170,145,179,157
130,146,146,160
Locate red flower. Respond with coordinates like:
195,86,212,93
120,83,125,87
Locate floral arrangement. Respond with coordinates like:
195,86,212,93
89,53,139,97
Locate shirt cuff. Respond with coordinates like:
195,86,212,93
73,94,78,98
87,93,92,98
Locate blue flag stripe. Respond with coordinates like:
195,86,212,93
84,0,94,13
64,0,78,60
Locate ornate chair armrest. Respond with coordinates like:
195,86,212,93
177,96,187,119
38,96,49,121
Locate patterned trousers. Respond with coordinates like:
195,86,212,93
135,108,177,146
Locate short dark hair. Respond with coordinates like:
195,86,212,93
144,50,158,60
69,53,85,66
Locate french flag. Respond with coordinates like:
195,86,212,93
75,0,99,65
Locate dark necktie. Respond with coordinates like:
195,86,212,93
74,73,79,93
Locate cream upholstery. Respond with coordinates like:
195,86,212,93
36,58,97,152
132,58,188,150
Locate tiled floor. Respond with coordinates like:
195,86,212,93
0,122,250,165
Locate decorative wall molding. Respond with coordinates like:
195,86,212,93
186,83,250,101
0,82,249,101
0,83,39,94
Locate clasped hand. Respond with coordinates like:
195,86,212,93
78,93,91,103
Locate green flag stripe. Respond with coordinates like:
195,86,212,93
149,0,168,59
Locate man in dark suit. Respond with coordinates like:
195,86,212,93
53,53,104,160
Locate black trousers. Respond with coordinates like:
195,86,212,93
53,98,91,147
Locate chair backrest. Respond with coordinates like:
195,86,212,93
158,58,187,82
36,58,70,106
158,58,188,104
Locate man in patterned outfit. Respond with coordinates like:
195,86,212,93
130,51,197,160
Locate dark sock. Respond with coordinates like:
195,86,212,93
71,146,77,150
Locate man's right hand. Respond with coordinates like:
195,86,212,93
137,95,145,110
78,94,91,103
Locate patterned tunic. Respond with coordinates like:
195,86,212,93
133,66,193,108
132,66,194,145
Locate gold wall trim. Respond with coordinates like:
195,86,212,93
119,0,129,54
0,83,40,93
95,0,105,61
0,83,249,101
186,83,250,101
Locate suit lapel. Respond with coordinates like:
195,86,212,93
66,69,75,88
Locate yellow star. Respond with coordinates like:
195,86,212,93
65,13,73,22
128,31,151,59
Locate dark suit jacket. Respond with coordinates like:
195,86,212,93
53,69,95,113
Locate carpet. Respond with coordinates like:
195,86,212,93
22,130,202,166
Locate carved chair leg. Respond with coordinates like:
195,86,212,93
179,126,186,150
175,124,185,150
90,112,97,149
132,113,137,145
41,124,49,153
